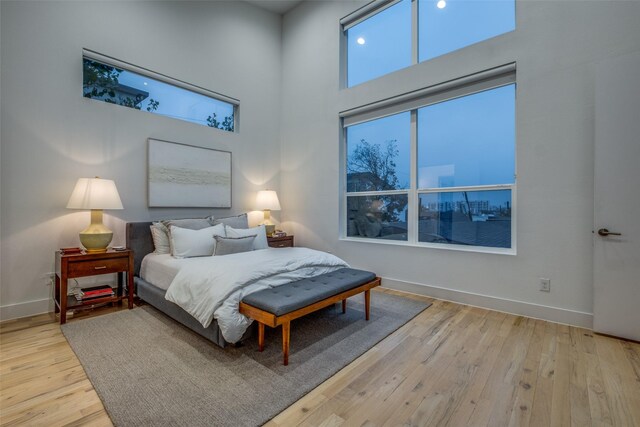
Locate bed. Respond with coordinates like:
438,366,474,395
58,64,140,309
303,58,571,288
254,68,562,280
125,221,349,347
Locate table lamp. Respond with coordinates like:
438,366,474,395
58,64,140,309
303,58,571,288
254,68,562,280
256,190,280,236
66,177,123,252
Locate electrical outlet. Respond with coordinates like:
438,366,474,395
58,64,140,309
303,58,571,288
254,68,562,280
42,272,55,286
539,278,551,292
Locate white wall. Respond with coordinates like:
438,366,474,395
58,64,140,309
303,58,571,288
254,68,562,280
0,1,283,319
280,1,640,327
3,0,639,326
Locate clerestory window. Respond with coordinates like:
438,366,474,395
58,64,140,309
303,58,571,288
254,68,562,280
83,49,238,132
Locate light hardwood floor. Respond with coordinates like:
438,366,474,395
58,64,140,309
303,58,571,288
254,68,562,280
1,290,639,426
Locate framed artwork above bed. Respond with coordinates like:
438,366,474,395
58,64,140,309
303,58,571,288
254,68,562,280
148,138,231,208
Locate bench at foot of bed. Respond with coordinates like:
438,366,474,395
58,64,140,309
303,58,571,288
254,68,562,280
239,268,381,365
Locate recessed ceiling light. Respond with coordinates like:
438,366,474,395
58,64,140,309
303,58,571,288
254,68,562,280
143,82,148,86
437,0,446,8
357,37,366,45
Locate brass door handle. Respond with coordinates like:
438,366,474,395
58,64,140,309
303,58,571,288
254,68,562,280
94,266,107,270
598,228,622,237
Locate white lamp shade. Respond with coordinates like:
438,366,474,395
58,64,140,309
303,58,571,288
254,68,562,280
255,190,281,211
66,178,123,210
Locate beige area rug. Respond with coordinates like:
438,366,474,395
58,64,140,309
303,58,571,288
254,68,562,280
62,292,430,426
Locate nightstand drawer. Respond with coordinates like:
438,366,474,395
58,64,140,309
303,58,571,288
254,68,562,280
270,241,292,248
67,257,128,278
267,235,294,248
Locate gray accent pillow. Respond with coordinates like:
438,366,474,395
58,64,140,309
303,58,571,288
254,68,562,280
210,213,249,229
213,235,256,256
161,218,212,232
225,225,269,250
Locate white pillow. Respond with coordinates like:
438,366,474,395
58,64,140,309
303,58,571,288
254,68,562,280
169,224,226,258
150,222,171,254
225,224,268,250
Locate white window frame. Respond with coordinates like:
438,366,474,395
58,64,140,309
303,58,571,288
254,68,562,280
340,64,517,254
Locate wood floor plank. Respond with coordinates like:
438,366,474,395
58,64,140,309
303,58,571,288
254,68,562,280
594,335,640,426
568,326,591,427
621,340,640,381
550,341,572,427
482,317,536,426
2,290,640,427
266,391,329,426
584,352,614,427
507,319,545,427
529,320,558,427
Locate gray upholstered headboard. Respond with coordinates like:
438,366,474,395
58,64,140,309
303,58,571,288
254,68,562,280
126,222,154,277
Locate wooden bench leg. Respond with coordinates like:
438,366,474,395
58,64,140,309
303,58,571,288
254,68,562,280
282,321,290,366
258,322,265,352
342,299,346,314
365,290,371,321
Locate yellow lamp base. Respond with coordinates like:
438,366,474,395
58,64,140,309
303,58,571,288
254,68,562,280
264,224,276,237
262,209,276,237
79,210,114,252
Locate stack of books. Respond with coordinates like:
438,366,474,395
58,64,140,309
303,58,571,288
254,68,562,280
60,247,83,255
75,285,115,301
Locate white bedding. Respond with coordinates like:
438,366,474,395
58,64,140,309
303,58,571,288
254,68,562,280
142,248,349,343
140,254,183,290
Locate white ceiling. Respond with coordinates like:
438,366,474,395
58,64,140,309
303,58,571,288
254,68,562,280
244,0,304,15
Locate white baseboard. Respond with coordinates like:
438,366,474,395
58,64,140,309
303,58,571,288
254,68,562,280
0,280,593,328
382,277,593,329
0,298,52,321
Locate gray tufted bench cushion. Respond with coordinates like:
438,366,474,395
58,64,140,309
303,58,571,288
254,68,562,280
239,267,380,365
241,268,376,316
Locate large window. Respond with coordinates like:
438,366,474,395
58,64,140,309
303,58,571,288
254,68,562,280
83,50,238,132
342,67,516,251
343,0,515,87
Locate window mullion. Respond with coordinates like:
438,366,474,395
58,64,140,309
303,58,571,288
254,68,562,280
412,0,419,65
407,110,418,244
417,184,515,194
345,190,408,197
340,124,347,238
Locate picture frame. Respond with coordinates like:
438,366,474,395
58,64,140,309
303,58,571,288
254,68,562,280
147,138,232,208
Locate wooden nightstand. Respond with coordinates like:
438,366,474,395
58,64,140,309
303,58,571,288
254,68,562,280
54,249,134,324
267,235,294,248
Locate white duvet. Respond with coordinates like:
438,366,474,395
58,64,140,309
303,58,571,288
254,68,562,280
164,247,349,343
